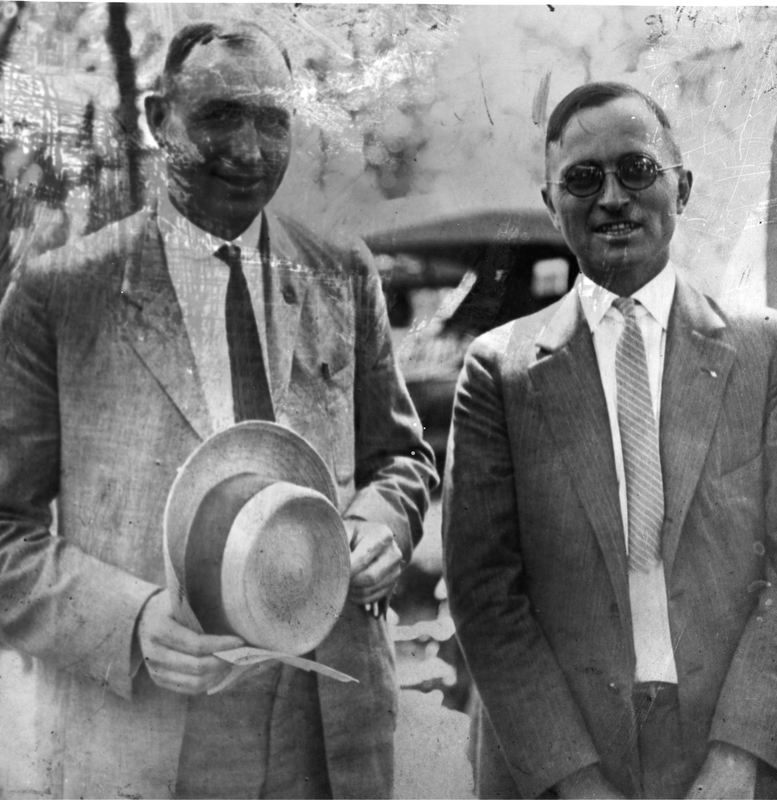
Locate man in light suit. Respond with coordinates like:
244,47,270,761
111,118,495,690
0,20,436,798
443,81,777,799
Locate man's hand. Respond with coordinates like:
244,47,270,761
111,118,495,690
553,764,626,799
685,742,757,799
345,519,404,605
136,591,244,695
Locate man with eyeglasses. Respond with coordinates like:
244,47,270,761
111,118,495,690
444,81,777,798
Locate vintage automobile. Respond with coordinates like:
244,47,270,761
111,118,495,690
366,205,579,464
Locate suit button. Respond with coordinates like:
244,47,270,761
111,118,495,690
607,681,619,693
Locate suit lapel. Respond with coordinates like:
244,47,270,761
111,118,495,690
528,291,631,627
119,210,310,437
120,213,212,441
659,278,735,575
263,211,308,409
522,278,736,631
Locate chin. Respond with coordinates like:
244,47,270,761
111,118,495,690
226,187,270,208
595,247,637,271
582,260,626,287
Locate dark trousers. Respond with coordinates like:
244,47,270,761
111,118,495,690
474,682,777,799
632,682,696,799
175,663,332,799
632,682,777,800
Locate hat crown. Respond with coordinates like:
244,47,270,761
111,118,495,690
164,422,350,655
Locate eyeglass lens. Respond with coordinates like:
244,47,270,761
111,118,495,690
564,155,659,197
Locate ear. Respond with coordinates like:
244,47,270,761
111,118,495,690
145,95,169,147
676,169,693,215
541,185,562,232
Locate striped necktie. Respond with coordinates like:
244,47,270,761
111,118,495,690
613,297,663,572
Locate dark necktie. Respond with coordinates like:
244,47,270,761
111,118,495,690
216,235,275,423
613,297,664,573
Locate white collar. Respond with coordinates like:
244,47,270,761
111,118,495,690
578,263,676,331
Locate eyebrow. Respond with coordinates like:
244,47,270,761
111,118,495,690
193,99,290,120
565,150,658,165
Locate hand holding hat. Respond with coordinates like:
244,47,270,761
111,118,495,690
347,519,405,607
137,590,244,695
163,422,358,692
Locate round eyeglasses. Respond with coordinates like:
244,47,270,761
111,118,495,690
547,154,683,198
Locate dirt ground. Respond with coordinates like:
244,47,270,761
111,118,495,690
0,650,475,799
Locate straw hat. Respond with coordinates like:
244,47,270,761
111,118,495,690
164,421,351,655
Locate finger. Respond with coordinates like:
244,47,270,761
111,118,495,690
348,584,394,605
350,535,391,575
349,571,398,603
349,581,397,605
146,667,224,695
350,565,402,597
143,644,220,676
348,565,402,603
139,593,243,655
152,618,244,658
350,546,402,587
148,664,231,695
144,651,234,694
186,632,246,657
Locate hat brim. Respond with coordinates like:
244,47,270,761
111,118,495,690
164,422,344,649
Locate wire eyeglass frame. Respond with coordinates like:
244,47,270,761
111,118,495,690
547,154,684,198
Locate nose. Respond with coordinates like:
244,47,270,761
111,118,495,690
598,171,630,211
231,117,263,164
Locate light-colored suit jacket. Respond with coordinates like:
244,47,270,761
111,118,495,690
0,207,437,798
443,276,777,798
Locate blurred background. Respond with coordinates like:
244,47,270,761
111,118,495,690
2,3,777,797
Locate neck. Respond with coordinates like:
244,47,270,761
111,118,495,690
582,262,668,298
167,181,258,241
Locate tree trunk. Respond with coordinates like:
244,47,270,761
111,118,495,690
105,2,142,217
0,2,26,300
0,1,24,74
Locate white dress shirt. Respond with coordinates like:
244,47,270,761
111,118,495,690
157,192,266,433
578,264,679,684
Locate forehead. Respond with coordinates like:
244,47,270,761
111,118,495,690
547,96,674,173
170,36,292,108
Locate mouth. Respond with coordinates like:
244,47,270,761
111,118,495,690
594,221,640,237
214,171,266,191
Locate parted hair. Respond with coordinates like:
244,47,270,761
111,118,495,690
546,81,682,164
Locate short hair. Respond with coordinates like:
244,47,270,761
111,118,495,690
545,81,682,165
162,21,292,94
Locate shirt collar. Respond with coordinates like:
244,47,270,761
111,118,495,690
578,263,676,331
156,188,264,257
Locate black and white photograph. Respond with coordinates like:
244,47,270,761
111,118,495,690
1,4,777,799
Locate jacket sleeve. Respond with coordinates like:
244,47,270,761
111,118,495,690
0,259,160,702
342,240,438,561
708,320,777,768
442,333,600,798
